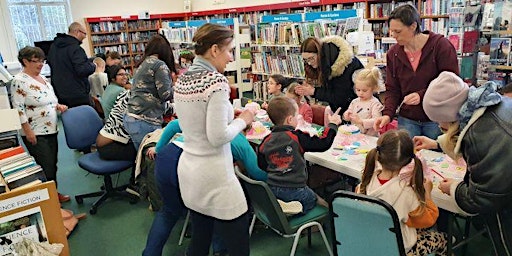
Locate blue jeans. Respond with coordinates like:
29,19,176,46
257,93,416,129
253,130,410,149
143,143,185,256
398,116,441,140
269,186,317,213
123,114,161,151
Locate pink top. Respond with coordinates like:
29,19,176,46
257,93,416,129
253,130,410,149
407,50,422,71
342,96,384,136
298,102,313,123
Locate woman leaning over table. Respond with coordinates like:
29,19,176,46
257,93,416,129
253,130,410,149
173,23,254,256
373,4,459,139
414,72,512,256
10,46,70,202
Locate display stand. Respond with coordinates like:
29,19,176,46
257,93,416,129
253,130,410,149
0,181,69,256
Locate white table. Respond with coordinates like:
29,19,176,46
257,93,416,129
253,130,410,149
304,132,467,215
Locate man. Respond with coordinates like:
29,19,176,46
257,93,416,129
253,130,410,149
47,22,96,107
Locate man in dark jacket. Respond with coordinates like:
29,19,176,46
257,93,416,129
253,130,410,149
47,22,95,107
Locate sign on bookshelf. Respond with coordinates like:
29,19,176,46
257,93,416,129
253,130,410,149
261,13,303,23
304,9,356,21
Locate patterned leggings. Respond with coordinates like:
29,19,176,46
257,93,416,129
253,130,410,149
407,229,448,256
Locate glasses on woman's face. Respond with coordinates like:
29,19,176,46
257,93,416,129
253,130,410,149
302,54,317,65
116,73,128,77
29,59,46,64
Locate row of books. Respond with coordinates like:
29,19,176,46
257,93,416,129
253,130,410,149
90,21,126,33
368,1,414,19
419,0,450,15
447,30,479,54
93,45,130,56
252,52,305,78
0,146,46,193
126,20,159,30
161,27,198,43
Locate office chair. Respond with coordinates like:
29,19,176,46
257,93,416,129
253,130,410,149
61,105,138,214
235,168,332,256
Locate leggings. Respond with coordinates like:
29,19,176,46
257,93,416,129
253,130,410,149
188,210,250,256
407,228,447,256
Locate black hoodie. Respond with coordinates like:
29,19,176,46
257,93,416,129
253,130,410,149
47,33,95,103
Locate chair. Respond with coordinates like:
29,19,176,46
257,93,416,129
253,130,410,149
329,190,406,256
311,104,326,126
61,105,138,215
235,169,333,256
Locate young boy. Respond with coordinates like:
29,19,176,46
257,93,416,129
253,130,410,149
88,57,108,98
258,96,342,213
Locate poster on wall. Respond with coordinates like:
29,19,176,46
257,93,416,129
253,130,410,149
0,207,48,255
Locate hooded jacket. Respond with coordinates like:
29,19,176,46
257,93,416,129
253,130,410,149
314,36,364,113
47,33,95,102
383,31,459,122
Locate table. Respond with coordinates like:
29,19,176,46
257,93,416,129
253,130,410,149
304,132,467,215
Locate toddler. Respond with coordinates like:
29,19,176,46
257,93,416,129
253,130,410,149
357,130,447,256
342,66,384,136
258,96,342,214
286,82,313,123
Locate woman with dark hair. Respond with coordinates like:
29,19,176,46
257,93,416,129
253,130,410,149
10,46,70,202
101,65,129,118
123,34,176,150
373,4,459,139
173,23,254,256
295,36,364,115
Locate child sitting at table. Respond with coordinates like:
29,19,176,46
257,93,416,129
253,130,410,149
258,96,342,213
357,129,447,255
342,66,384,136
261,74,293,109
286,82,313,123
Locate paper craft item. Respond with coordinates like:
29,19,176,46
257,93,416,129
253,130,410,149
245,121,271,140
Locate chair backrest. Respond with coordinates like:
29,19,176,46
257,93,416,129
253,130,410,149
311,104,326,126
235,169,293,235
61,105,104,150
329,190,406,256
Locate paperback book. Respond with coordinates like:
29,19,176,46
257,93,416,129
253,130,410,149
490,38,511,65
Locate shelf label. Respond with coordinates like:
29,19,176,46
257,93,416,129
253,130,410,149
0,189,49,214
261,13,303,23
210,18,234,26
188,20,207,27
168,21,186,28
304,10,357,21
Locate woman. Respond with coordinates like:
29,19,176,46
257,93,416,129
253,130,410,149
414,71,512,256
373,4,459,138
101,65,129,118
295,35,364,115
123,34,176,151
173,23,254,256
10,46,69,202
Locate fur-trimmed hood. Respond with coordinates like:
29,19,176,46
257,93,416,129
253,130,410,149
321,35,354,79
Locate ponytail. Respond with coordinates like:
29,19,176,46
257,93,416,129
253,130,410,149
409,155,427,215
359,148,378,195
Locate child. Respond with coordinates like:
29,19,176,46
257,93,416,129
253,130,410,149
88,57,108,98
258,96,342,213
358,130,447,255
342,66,384,136
178,50,195,75
261,74,290,109
286,82,313,123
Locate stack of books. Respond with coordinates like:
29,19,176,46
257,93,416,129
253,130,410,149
0,146,46,192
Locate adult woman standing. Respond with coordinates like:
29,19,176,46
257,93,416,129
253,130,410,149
414,72,511,256
295,36,364,115
173,23,254,256
10,46,70,202
374,4,459,138
123,34,176,151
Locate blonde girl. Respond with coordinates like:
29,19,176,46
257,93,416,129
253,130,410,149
358,130,447,256
286,82,313,123
342,66,384,136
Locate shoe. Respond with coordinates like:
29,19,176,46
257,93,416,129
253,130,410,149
277,199,303,215
125,184,140,198
58,193,71,203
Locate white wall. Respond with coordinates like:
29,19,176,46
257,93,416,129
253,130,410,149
0,0,291,64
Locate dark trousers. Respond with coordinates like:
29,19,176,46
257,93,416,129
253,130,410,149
59,96,92,108
188,210,250,256
22,134,58,182
483,210,512,256
97,141,137,161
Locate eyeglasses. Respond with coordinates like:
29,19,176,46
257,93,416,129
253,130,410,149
302,54,317,65
116,73,128,77
29,59,46,64
78,30,87,35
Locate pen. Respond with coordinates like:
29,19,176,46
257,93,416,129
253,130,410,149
356,108,363,114
431,168,446,180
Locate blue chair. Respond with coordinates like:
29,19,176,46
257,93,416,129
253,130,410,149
329,190,406,256
235,168,333,256
61,105,138,214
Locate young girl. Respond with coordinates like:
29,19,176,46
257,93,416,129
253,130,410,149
342,66,384,136
286,82,313,123
358,130,447,256
262,74,289,109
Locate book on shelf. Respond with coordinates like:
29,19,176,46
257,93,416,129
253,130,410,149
462,30,479,54
5,166,45,190
463,5,481,27
0,146,25,160
459,56,475,80
448,34,461,53
490,38,511,66
481,3,494,31
476,53,490,80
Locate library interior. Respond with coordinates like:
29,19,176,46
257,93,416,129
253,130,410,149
0,0,510,255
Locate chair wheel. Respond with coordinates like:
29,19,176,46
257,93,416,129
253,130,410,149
89,207,97,215
75,197,83,204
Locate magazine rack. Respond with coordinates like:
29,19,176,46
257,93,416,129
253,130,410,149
0,181,69,255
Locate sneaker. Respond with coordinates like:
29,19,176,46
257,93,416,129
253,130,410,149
277,199,303,215
125,184,140,198
58,193,71,203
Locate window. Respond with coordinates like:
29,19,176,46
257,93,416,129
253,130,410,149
7,0,71,51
